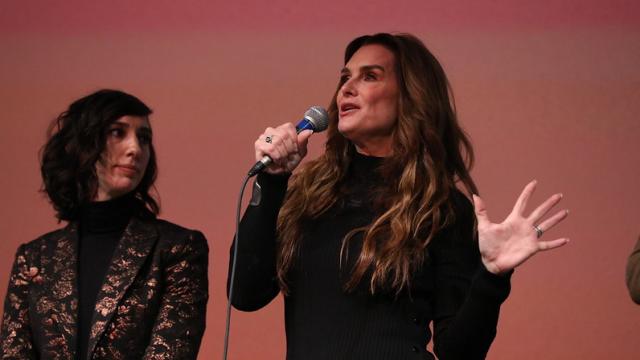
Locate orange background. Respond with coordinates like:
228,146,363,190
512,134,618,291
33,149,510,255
1,1,639,359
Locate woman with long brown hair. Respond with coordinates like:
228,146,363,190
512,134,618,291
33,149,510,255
229,33,569,359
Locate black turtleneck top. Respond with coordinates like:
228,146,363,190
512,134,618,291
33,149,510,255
229,152,511,360
77,194,136,360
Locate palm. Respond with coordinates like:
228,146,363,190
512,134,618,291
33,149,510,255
473,180,569,275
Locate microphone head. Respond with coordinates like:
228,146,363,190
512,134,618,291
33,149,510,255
304,106,329,132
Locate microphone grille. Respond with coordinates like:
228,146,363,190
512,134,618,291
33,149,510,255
304,106,329,132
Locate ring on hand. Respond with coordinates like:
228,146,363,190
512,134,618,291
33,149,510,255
265,135,274,144
533,225,543,238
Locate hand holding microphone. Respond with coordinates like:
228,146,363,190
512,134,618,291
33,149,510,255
249,106,328,176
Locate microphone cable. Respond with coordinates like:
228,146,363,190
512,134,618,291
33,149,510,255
222,174,251,360
222,106,327,359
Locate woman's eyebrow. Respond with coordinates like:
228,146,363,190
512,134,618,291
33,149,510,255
341,64,385,74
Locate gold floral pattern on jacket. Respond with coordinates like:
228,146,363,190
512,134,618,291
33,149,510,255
1,214,209,360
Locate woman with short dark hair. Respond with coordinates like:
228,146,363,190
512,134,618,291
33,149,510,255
1,89,208,359
229,33,569,359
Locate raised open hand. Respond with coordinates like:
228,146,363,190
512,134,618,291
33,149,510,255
473,180,570,275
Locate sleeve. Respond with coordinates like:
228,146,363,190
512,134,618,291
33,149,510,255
227,172,290,311
625,236,640,304
143,231,209,360
431,192,512,360
0,244,37,360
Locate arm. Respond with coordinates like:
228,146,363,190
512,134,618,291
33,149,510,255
431,193,511,360
227,122,312,311
433,180,569,359
143,231,209,360
1,244,37,360
626,236,640,304
227,172,290,311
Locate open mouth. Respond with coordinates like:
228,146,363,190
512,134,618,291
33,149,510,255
339,103,360,116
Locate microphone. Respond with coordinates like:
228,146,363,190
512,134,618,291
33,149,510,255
247,106,329,177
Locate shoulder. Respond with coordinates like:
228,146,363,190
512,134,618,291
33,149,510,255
152,218,204,238
448,188,475,231
626,236,640,303
19,225,71,254
428,188,477,251
145,217,209,254
450,188,473,215
9,225,74,268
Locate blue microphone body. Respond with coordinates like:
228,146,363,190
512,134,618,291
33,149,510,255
294,118,316,133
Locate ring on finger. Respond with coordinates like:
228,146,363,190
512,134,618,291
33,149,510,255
533,225,543,238
265,135,274,144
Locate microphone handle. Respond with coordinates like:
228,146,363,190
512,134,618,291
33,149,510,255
247,156,272,177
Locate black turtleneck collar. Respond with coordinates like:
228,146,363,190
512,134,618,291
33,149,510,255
349,150,385,185
352,150,384,171
79,193,138,235
337,151,386,210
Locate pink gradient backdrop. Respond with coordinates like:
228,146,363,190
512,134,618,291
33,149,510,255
1,1,639,359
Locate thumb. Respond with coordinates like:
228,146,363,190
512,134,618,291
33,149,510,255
472,194,491,227
297,130,313,152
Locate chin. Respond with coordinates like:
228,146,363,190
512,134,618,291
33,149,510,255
112,179,139,195
338,124,361,143
338,114,365,132
337,127,352,140
337,121,355,136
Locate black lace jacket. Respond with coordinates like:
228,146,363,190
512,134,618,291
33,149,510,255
1,214,208,360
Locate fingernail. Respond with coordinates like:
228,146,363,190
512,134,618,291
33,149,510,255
558,193,563,199
565,209,570,215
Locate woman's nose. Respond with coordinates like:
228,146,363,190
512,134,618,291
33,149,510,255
125,134,141,158
340,78,357,97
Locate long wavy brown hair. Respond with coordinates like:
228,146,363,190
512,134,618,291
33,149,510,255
277,33,478,295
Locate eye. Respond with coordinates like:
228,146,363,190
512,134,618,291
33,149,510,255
339,74,351,85
137,133,152,145
107,127,125,138
364,72,377,81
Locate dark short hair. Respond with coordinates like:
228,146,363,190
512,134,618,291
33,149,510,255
40,89,159,221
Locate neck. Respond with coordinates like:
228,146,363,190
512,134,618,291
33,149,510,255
352,138,392,157
79,193,137,234
94,189,130,202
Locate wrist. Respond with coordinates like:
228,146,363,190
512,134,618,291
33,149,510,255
481,258,510,276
